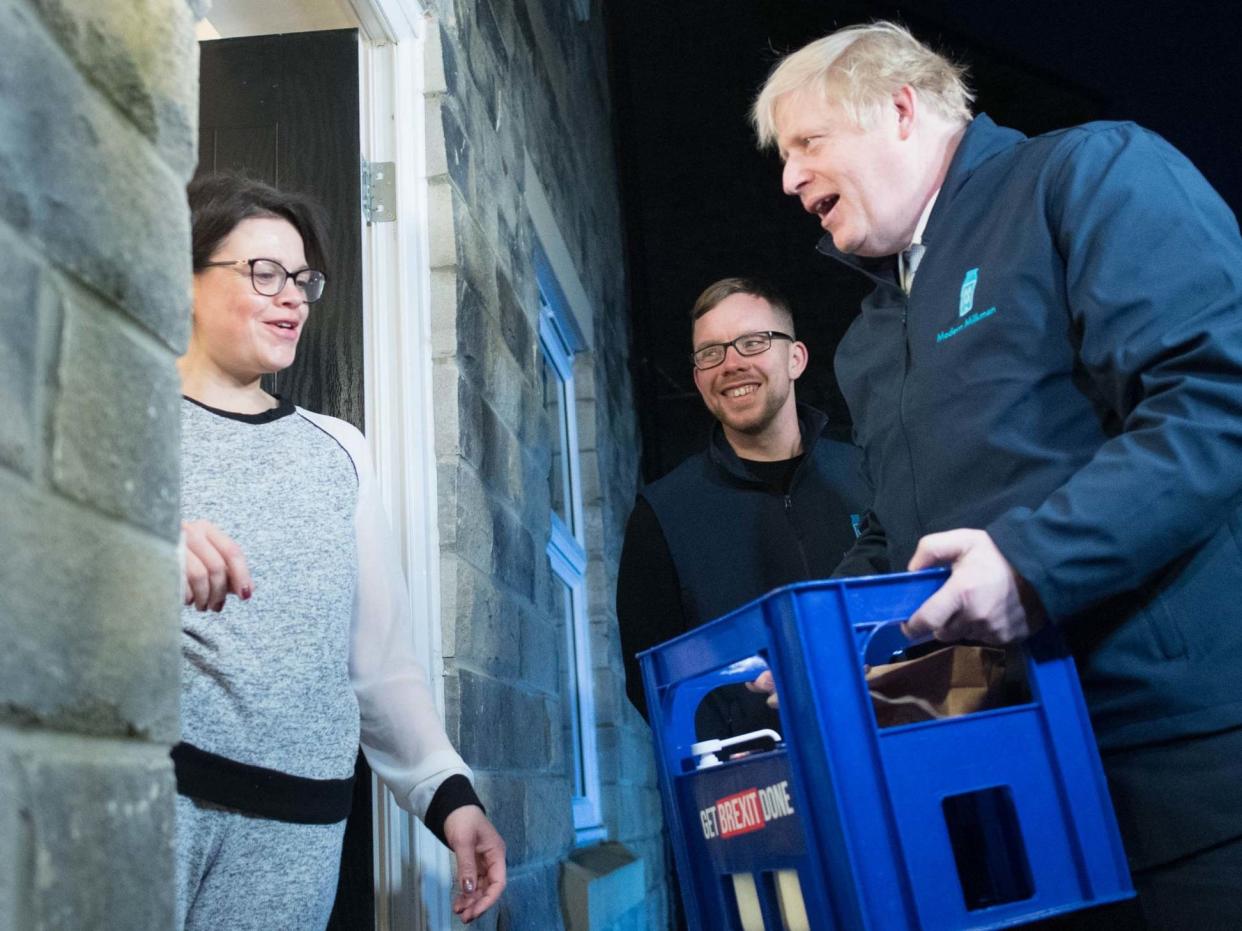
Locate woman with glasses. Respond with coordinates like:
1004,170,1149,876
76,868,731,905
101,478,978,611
175,173,505,929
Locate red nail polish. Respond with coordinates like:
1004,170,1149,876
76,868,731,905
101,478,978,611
241,586,252,600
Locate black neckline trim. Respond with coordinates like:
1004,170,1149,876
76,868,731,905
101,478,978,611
183,394,296,424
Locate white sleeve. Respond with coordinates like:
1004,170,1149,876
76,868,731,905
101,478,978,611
300,409,472,819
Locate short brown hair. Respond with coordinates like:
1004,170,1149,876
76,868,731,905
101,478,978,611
690,277,796,339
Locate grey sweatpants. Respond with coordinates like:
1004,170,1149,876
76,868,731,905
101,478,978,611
175,795,347,931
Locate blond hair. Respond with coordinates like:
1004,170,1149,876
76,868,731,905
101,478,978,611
752,21,973,147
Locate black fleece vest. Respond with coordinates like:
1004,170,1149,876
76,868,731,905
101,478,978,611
641,408,868,629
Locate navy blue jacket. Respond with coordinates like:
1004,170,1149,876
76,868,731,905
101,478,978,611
825,115,1242,760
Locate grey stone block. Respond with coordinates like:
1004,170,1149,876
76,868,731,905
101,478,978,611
428,180,457,270
456,188,504,307
0,0,191,351
441,100,470,196
430,267,458,356
619,724,658,786
0,472,180,741
25,0,199,177
593,723,619,786
437,21,458,95
0,233,47,478
455,668,552,771
588,601,615,666
522,773,573,860
52,291,181,539
583,505,605,551
591,666,626,730
579,447,602,505
478,0,511,62
425,96,450,180
575,396,597,451
442,668,462,747
495,211,532,291
442,461,494,574
435,460,460,549
490,501,536,601
456,374,528,512
447,556,521,681
0,730,176,930
547,693,567,774
432,359,462,461
519,608,560,694
461,33,499,164
516,362,548,449
495,861,564,931
0,730,27,931
602,784,661,846
495,269,536,378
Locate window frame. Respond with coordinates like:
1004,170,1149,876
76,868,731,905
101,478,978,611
537,251,605,843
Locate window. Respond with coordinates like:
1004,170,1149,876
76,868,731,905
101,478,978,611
538,254,603,842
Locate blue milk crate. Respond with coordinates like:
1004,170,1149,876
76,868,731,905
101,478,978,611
639,570,1134,930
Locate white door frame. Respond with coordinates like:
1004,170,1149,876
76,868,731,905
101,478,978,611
350,2,453,930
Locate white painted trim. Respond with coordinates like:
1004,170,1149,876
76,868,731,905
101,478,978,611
346,0,425,42
526,154,595,349
354,2,453,930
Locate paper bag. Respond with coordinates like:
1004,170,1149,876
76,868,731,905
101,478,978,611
866,644,1007,727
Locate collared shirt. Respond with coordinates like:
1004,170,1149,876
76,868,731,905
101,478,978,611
899,188,940,293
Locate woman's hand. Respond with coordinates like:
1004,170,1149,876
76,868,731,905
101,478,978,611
181,520,253,612
443,805,507,923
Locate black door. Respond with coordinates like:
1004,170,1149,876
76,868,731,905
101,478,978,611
198,28,364,431
199,29,374,931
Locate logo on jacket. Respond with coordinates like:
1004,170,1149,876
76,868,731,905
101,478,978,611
938,266,996,343
959,268,978,317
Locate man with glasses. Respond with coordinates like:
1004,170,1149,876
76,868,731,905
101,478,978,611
617,277,869,737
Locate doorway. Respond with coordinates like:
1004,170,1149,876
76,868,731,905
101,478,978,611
198,25,372,931
199,28,365,431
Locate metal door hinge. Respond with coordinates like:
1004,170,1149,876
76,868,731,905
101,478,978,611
362,159,397,224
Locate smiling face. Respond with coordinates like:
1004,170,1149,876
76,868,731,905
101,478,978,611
189,216,310,387
691,292,807,447
776,87,924,257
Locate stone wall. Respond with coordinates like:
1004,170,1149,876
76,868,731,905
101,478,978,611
0,0,200,927
426,1,667,928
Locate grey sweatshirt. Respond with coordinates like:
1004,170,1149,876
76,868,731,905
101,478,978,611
178,396,472,820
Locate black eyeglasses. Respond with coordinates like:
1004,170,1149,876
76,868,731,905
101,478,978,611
200,258,327,303
690,330,794,370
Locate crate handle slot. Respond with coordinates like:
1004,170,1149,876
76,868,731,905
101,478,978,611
858,619,934,667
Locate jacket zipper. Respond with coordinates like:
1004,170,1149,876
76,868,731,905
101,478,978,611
898,298,926,538
784,492,813,576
